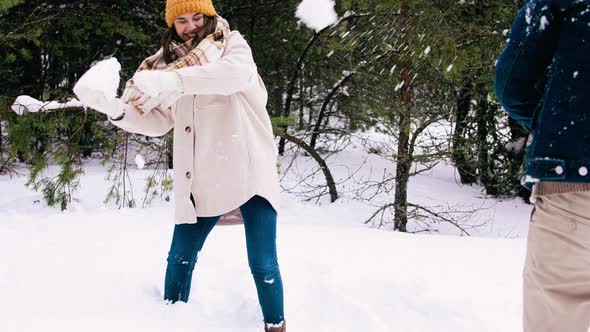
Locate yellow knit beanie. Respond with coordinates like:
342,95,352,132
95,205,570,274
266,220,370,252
165,0,217,27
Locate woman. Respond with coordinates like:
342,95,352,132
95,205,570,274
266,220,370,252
77,1,285,331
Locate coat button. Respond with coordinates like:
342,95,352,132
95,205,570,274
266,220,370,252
186,172,191,179
185,126,191,133
555,166,564,175
579,167,588,177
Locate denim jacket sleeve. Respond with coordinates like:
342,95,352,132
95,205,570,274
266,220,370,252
494,0,561,131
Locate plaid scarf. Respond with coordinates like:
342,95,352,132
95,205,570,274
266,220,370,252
122,16,230,110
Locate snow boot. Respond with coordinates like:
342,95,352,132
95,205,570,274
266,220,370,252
265,320,286,332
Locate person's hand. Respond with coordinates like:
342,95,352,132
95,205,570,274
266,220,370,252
74,87,125,119
140,90,181,113
132,70,182,97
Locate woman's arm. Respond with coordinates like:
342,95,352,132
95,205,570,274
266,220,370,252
174,31,257,96
109,102,174,137
132,31,258,98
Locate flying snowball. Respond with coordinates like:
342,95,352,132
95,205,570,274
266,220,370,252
296,0,338,32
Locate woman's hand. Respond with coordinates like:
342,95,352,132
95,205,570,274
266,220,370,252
132,70,183,97
140,91,181,113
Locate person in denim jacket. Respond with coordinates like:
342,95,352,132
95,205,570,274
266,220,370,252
495,1,590,331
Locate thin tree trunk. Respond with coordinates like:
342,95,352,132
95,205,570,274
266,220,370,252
393,104,411,232
393,0,412,233
122,133,129,208
298,71,305,130
0,112,3,157
166,133,173,169
508,117,531,202
475,81,496,195
473,0,498,197
452,74,477,184
307,72,314,127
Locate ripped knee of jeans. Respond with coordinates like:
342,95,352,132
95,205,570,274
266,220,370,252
167,251,198,267
250,262,280,283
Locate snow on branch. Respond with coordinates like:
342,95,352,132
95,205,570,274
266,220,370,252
11,95,84,115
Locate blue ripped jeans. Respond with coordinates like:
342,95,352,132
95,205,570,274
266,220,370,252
164,195,284,325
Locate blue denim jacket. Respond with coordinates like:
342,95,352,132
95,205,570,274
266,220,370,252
495,0,590,187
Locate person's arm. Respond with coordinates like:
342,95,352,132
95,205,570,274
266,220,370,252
175,31,257,96
109,101,174,137
494,0,561,131
132,31,257,98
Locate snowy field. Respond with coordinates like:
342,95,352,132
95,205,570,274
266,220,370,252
0,142,532,332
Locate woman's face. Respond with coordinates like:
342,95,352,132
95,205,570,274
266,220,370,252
174,12,205,41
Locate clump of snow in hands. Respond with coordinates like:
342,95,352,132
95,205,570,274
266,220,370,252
11,95,84,115
296,0,338,32
73,57,121,107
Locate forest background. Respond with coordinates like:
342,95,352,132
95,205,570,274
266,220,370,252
0,0,528,233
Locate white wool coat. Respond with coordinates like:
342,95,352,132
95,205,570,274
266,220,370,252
111,31,280,224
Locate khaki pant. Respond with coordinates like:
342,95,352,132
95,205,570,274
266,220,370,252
524,190,590,332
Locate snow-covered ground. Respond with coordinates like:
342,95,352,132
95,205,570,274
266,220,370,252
0,139,532,332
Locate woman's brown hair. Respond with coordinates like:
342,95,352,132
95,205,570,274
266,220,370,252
160,15,219,64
